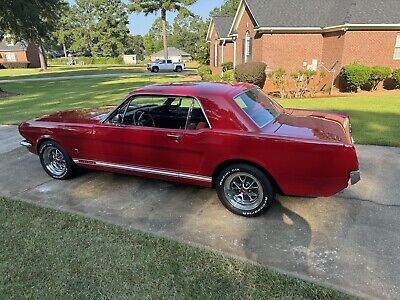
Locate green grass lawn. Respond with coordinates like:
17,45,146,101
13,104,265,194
0,65,146,80
277,94,400,147
0,75,183,124
0,197,350,299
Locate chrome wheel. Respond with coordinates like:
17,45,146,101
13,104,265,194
223,172,264,211
42,146,66,176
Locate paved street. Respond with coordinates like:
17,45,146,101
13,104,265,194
1,125,399,299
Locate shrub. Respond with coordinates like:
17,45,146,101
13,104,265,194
197,65,211,80
340,63,372,92
393,68,400,87
211,73,221,81
221,62,233,72
48,56,124,66
234,62,267,88
268,68,287,98
1,62,29,69
291,70,317,98
367,66,391,91
222,69,235,81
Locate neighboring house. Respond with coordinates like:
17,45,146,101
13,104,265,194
151,47,192,63
207,0,400,88
0,36,40,68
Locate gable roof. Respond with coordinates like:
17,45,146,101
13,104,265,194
228,0,400,34
214,16,235,38
0,38,28,52
151,47,191,57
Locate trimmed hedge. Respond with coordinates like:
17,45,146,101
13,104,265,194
368,66,392,91
392,68,400,87
234,62,267,88
340,63,372,92
48,56,124,65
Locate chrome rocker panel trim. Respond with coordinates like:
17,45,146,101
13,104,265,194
73,159,212,183
20,140,33,147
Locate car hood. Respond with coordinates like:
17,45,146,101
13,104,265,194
270,108,352,144
35,108,111,124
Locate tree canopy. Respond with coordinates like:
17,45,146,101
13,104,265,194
128,0,197,59
210,0,240,16
55,0,130,57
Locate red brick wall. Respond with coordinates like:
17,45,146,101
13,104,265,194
322,31,345,70
223,42,234,66
261,33,323,72
234,6,262,64
0,51,28,64
209,25,222,75
341,31,400,68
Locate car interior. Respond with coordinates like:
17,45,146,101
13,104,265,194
109,96,209,130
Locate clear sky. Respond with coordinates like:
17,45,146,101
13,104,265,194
67,0,225,35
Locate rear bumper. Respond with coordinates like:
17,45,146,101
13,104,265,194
349,170,361,185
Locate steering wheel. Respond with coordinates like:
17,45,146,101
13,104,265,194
133,109,156,127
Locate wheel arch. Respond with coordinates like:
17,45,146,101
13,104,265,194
212,159,282,193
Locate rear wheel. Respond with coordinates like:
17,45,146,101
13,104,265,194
39,140,76,180
216,164,275,217
152,66,159,73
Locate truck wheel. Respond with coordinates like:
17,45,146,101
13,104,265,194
216,164,275,217
39,140,76,180
152,66,159,73
175,66,182,72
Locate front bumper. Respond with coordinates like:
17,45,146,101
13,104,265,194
20,139,32,147
349,170,361,185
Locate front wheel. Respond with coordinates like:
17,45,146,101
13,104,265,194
39,140,76,180
216,164,275,217
151,66,159,73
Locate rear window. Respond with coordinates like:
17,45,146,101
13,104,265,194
234,89,282,128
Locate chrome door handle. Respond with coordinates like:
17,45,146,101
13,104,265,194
166,134,181,141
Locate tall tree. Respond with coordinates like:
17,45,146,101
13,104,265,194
55,0,129,57
128,0,196,60
0,0,66,70
210,0,240,16
124,35,145,60
143,17,170,56
170,13,208,63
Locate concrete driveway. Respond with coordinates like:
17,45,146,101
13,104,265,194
1,125,399,299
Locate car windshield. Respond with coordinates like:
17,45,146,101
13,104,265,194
233,89,282,128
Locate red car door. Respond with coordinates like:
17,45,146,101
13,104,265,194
87,124,189,172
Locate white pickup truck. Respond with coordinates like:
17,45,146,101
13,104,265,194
147,59,185,73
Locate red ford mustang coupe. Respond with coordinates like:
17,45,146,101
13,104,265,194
19,82,360,217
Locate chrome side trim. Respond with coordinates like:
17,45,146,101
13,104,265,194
73,159,212,182
20,140,32,147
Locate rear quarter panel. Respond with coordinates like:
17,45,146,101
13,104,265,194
198,130,358,197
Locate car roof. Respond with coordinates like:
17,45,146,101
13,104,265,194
129,81,255,99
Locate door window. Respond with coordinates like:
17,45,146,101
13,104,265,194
109,96,210,130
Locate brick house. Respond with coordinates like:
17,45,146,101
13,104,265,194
0,36,40,68
207,0,400,90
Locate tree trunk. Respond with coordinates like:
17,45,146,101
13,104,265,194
161,9,168,60
38,42,48,70
63,43,67,58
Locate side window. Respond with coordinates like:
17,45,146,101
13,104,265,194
167,60,173,64
109,96,210,130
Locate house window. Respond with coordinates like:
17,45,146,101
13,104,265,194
214,43,218,67
394,33,400,59
242,31,252,63
5,53,16,62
